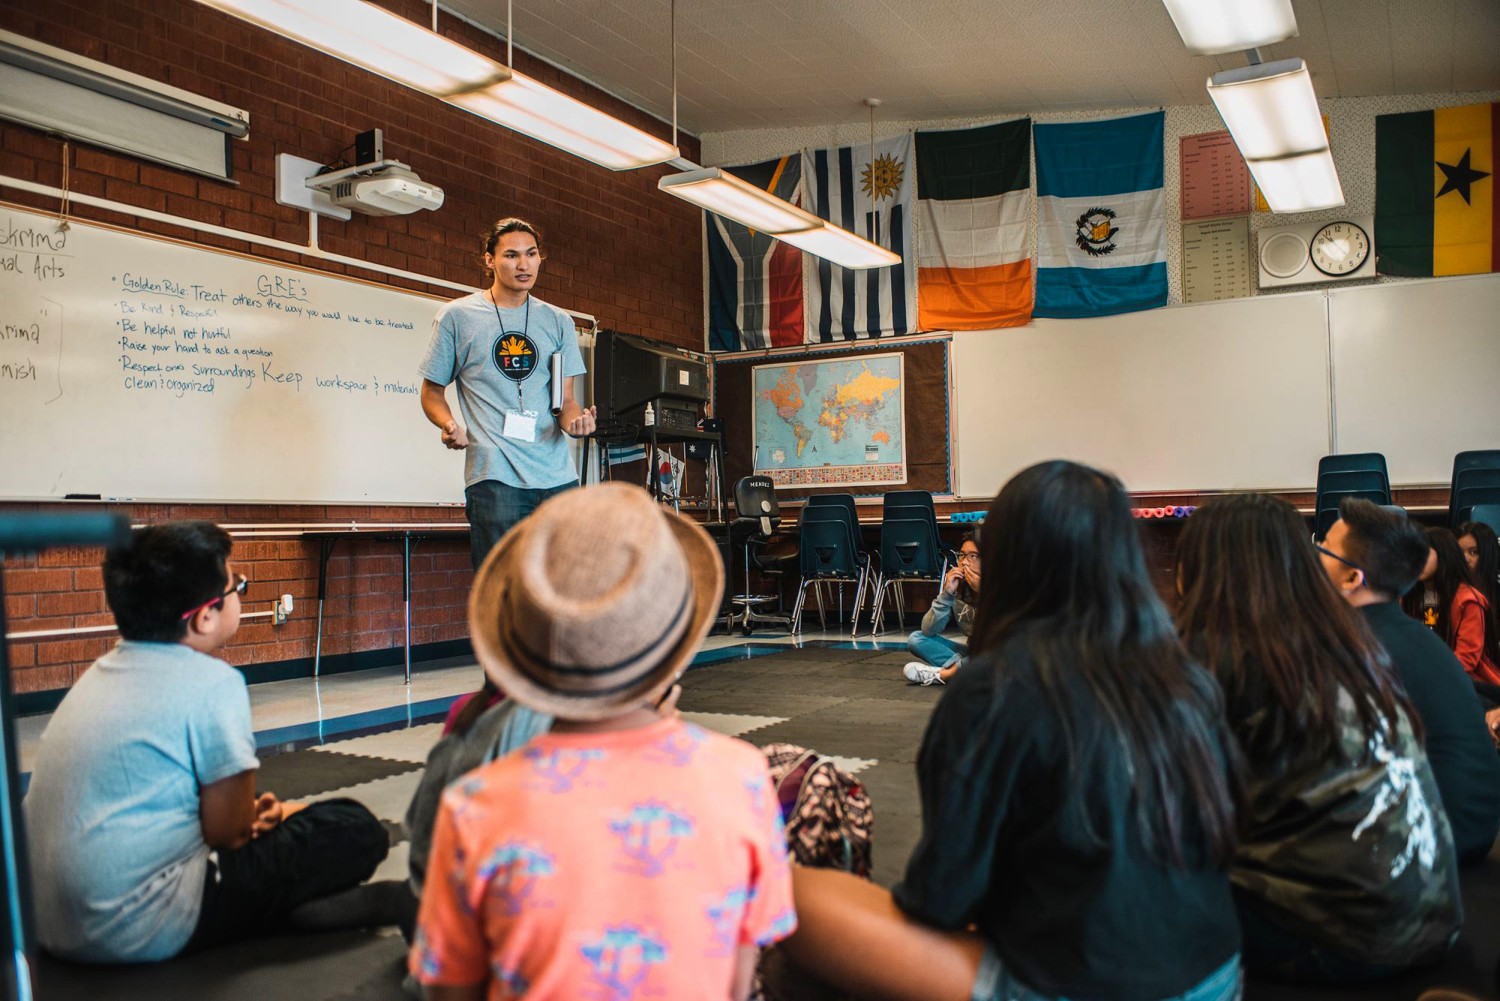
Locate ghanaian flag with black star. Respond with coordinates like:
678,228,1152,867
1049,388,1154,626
1376,102,1496,276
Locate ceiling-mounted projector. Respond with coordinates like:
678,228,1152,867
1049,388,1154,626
305,159,444,216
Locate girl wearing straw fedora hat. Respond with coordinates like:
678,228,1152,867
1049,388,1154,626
409,483,795,1000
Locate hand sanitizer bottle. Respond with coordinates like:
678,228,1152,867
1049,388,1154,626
643,402,655,427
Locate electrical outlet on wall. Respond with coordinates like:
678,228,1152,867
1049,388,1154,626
272,593,294,626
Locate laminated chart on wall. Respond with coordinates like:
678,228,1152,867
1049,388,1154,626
1033,111,1167,319
914,118,1033,330
1179,131,1254,221
802,135,917,341
0,202,462,503
1181,217,1252,303
1376,101,1497,277
705,154,806,352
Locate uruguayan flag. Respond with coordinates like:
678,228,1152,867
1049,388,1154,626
803,133,917,341
1034,111,1167,318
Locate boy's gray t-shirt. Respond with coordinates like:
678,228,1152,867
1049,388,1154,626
24,641,259,962
418,292,587,490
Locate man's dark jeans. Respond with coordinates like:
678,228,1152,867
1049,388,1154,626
464,479,578,569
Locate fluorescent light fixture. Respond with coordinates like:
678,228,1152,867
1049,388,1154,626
450,74,678,171
1207,58,1343,212
776,224,901,271
657,168,822,233
1245,150,1345,213
1161,0,1297,55
198,0,510,98
195,0,678,171
1207,58,1326,159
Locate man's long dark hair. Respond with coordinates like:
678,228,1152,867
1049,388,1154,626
1177,494,1418,767
968,461,1241,868
1415,525,1500,665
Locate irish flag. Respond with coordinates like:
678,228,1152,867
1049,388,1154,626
915,119,1032,330
1376,102,1497,276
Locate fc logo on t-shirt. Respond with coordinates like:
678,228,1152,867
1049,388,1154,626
494,333,538,381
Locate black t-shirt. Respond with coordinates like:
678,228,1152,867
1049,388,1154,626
1362,600,1500,862
891,633,1240,1000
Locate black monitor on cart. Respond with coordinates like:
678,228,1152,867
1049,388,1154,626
591,329,709,432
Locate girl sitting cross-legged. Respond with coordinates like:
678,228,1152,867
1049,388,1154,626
778,460,1245,1001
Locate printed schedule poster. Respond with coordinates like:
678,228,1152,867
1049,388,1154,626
1181,216,1252,303
1180,131,1253,221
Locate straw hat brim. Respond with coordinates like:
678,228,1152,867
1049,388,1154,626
468,503,724,721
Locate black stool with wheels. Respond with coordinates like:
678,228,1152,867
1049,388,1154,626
725,475,793,635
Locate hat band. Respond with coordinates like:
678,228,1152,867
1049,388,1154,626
506,585,692,696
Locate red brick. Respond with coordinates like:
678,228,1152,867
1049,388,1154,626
138,163,198,198
36,591,105,617
12,665,72,694
7,568,73,593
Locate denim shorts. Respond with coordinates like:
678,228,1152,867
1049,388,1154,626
971,952,1241,1001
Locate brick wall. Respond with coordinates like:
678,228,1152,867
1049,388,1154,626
0,0,704,698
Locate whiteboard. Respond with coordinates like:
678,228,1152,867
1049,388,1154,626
0,203,471,504
1330,273,1500,485
952,292,1332,497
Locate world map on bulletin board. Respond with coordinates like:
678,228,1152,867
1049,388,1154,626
752,353,906,486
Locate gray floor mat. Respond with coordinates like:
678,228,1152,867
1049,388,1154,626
255,751,423,802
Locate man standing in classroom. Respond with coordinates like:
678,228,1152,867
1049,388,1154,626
419,218,597,569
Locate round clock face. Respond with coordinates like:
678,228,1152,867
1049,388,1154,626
1310,221,1370,276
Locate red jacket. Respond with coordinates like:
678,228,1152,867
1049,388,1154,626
1450,584,1500,686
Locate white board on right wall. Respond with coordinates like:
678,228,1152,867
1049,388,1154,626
1329,272,1500,485
951,291,1332,499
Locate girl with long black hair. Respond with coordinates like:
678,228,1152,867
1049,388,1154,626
1411,525,1500,685
1178,494,1460,982
777,461,1244,1001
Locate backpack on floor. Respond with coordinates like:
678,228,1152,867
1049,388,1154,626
760,743,873,878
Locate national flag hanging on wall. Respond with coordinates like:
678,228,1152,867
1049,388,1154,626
1376,102,1497,276
1034,111,1167,318
915,118,1033,330
803,134,917,341
705,155,807,351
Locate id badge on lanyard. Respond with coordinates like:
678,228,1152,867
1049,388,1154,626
502,410,538,443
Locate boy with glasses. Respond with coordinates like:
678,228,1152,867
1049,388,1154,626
1319,499,1500,863
25,522,405,962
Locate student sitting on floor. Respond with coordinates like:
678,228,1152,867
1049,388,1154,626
24,522,402,964
405,677,684,898
1408,526,1500,686
1178,495,1461,983
901,533,979,686
780,461,1244,1001
410,483,795,1001
1319,498,1500,864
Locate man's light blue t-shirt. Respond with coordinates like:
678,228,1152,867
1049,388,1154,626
418,292,587,490
24,641,259,962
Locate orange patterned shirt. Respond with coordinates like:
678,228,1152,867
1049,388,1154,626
411,717,795,1000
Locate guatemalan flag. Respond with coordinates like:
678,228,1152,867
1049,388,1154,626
803,134,917,341
706,155,806,351
1034,111,1167,318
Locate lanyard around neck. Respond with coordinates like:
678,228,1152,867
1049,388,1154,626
490,290,533,409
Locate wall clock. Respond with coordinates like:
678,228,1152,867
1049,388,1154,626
1256,215,1375,289
1309,221,1370,276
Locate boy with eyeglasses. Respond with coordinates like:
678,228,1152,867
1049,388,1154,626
1318,499,1500,863
25,521,406,963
